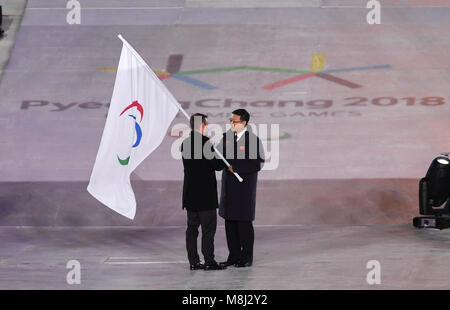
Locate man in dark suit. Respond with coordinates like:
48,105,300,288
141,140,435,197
181,113,228,270
217,109,265,268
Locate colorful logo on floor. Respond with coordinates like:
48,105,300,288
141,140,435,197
98,54,392,91
117,100,144,166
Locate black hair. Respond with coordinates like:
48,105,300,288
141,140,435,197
232,109,250,125
190,113,208,130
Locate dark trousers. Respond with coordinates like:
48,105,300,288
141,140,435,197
186,209,217,265
225,220,254,263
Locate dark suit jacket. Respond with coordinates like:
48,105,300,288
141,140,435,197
181,131,225,211
217,126,265,221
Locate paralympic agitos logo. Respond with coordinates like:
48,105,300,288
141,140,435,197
117,100,144,166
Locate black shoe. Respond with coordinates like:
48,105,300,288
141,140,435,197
219,260,238,267
204,262,226,270
190,262,205,270
235,261,252,268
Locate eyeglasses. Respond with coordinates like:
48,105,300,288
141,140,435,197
229,118,243,124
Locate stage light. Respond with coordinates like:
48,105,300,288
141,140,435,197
414,154,450,229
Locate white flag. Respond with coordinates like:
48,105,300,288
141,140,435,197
87,35,180,219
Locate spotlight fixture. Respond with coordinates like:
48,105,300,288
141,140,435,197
413,153,450,229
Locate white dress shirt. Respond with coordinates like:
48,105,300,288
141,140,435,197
235,126,247,141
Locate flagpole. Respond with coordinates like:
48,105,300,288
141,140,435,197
117,34,243,183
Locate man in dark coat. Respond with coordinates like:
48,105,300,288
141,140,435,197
181,113,228,270
217,109,265,268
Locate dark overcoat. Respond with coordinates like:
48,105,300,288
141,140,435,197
217,126,265,221
181,131,225,211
